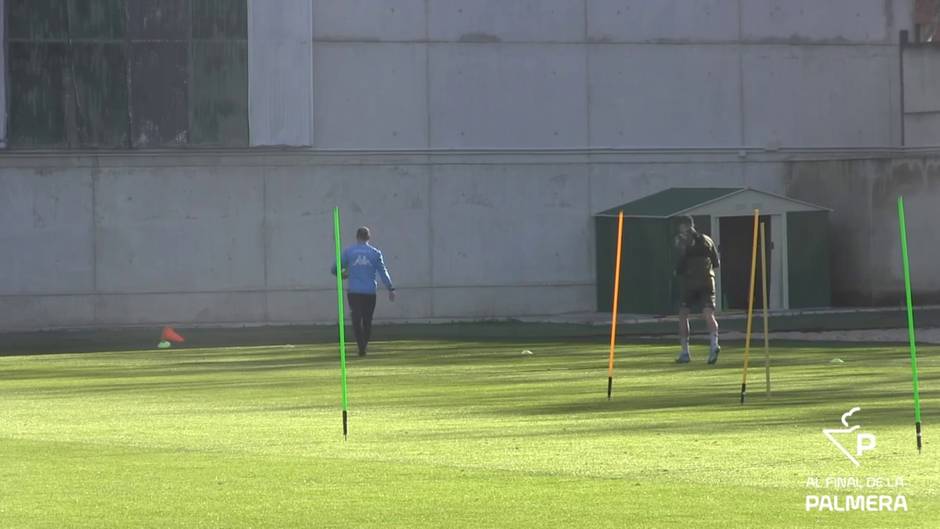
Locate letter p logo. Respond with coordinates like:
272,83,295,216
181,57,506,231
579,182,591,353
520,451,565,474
856,433,876,457
823,407,877,466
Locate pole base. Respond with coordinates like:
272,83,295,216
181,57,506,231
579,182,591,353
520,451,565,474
607,377,613,400
916,421,922,453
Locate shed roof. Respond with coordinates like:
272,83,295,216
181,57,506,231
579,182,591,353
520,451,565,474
594,187,829,218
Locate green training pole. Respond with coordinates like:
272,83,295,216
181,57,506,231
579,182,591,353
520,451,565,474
898,197,923,453
333,207,350,440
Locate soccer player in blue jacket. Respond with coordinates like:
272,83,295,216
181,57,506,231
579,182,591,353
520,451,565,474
331,226,395,356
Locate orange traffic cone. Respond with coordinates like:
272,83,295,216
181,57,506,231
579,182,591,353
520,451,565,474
161,326,185,343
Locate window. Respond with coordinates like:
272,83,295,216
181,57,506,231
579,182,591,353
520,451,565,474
6,0,248,148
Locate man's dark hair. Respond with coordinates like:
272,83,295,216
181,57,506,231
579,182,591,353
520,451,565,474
356,226,371,241
675,215,695,230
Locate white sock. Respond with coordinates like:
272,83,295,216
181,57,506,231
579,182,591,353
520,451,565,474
680,337,689,353
710,333,719,349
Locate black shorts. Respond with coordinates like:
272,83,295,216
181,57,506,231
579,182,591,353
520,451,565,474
680,279,716,311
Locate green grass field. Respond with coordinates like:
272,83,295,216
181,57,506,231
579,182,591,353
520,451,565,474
1,337,937,528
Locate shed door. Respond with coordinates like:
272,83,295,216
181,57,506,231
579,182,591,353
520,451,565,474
718,215,771,310
787,211,831,308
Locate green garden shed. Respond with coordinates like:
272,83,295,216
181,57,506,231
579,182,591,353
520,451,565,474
595,188,831,315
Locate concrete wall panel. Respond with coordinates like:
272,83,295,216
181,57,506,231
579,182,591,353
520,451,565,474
786,160,877,305
429,0,585,43
430,164,592,286
95,292,267,325
432,285,594,319
870,158,940,301
891,0,914,37
590,45,741,147
313,43,428,148
265,290,337,323
0,0,6,148
313,0,426,41
429,44,587,148
0,168,94,294
588,0,739,43
743,46,895,147
0,295,95,330
94,166,265,292
786,157,940,305
742,162,789,193
249,0,313,146
904,113,940,147
741,0,893,43
904,48,940,114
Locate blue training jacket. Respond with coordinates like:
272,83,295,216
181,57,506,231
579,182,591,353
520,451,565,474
330,242,394,295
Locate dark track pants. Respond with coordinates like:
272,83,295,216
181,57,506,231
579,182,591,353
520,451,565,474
348,293,377,354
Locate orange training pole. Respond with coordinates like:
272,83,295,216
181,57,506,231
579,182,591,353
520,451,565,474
740,209,760,404
607,211,625,400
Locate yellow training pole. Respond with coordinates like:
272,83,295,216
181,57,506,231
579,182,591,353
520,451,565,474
740,209,760,404
607,211,625,400
760,222,770,396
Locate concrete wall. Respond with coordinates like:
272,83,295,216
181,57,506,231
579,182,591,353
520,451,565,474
0,0,6,148
0,1,914,149
9,149,937,330
248,0,913,149
903,46,940,146
0,150,804,330
786,155,940,305
0,1,918,149
248,0,314,146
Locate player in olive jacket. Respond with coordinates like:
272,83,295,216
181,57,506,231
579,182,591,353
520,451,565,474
673,216,721,365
